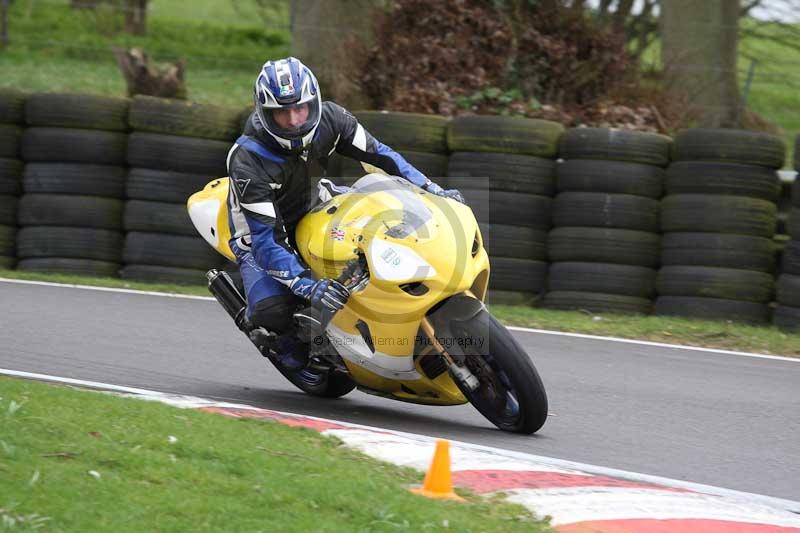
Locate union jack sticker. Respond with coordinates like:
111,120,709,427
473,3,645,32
330,227,346,241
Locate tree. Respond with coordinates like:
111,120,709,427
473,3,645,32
661,0,740,127
596,0,659,60
289,0,380,108
124,0,147,35
502,0,661,60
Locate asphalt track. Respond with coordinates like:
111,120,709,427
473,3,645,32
1,280,798,500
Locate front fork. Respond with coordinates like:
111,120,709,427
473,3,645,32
420,318,480,392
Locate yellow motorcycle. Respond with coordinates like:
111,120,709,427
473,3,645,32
188,173,548,434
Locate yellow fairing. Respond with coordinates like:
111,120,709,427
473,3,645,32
187,174,491,406
295,175,490,405
186,177,235,262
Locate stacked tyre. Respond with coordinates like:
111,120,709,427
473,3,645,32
543,128,670,314
774,136,800,331
123,96,239,284
0,89,26,269
331,111,450,186
446,116,564,305
17,93,129,277
655,129,784,324
776,170,794,241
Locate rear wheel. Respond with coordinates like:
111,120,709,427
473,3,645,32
442,302,548,434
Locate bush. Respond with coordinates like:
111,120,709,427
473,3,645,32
362,0,511,116
361,0,663,130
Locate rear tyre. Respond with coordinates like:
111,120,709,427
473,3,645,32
443,301,547,434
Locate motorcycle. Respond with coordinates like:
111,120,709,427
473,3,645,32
187,173,548,434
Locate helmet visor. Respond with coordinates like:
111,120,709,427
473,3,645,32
259,99,321,141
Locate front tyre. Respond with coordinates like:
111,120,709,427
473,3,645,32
448,309,548,434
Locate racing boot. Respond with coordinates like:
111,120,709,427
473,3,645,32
261,332,310,371
249,327,278,356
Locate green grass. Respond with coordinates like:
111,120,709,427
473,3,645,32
0,376,549,532
2,269,799,357
490,305,800,357
147,0,288,27
0,0,289,106
738,23,800,166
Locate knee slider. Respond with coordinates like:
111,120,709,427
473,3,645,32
250,295,296,333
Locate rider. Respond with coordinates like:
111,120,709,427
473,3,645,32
227,56,463,370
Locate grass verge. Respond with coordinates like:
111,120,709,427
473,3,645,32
2,269,799,357
491,305,800,357
0,376,548,532
0,0,289,106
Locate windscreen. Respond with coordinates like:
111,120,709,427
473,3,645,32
350,174,433,239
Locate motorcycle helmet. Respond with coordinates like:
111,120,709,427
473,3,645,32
254,57,322,153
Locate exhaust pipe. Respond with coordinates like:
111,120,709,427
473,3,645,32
206,269,251,332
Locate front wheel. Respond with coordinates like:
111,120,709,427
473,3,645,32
447,308,548,434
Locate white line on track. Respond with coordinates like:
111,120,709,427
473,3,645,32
0,277,215,301
2,277,798,362
1,367,799,513
505,326,800,362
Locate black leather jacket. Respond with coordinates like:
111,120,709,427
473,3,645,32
226,101,429,287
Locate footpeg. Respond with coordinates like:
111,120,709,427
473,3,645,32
249,328,278,358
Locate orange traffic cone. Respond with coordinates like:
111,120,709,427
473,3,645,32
410,439,464,501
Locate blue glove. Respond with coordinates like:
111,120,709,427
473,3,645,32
292,276,351,313
423,180,466,204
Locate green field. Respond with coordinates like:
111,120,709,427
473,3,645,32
738,23,800,165
0,0,289,106
0,376,549,532
639,20,800,166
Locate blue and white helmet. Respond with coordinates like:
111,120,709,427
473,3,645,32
254,57,321,152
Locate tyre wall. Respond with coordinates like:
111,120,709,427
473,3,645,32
445,115,563,305
542,128,670,315
123,96,239,284
1,91,798,326
17,93,129,277
330,111,451,185
654,129,784,324
0,89,26,269
774,135,800,331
